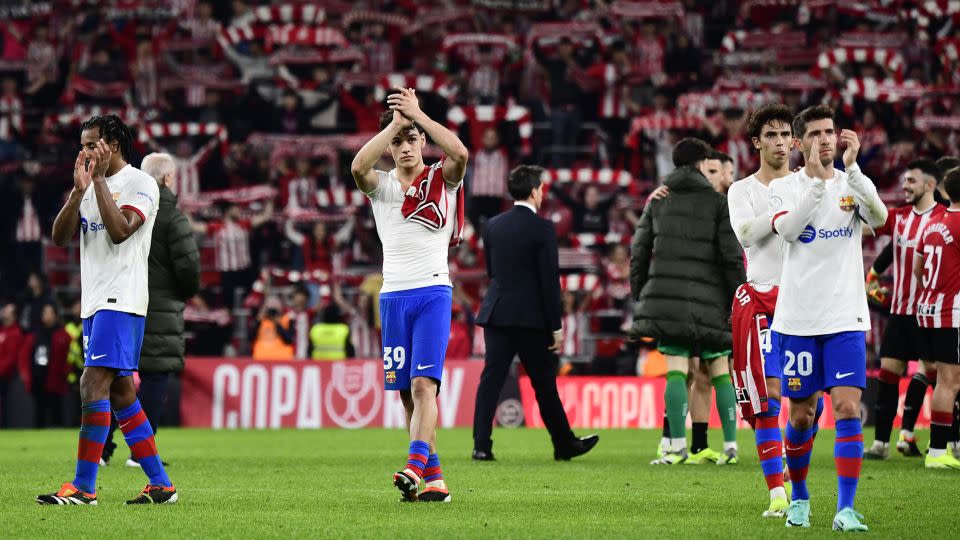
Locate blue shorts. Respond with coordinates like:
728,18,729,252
379,285,452,391
772,330,866,398
82,310,145,378
760,327,782,380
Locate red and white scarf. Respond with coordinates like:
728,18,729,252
400,159,465,247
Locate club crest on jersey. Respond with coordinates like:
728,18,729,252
788,377,802,391
385,371,396,384
112,192,120,202
839,195,855,211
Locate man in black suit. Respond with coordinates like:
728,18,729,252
472,165,599,461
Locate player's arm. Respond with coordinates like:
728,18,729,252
770,140,827,242
387,88,468,187
727,182,773,248
717,197,747,298
350,115,405,194
841,130,888,228
53,152,92,246
89,141,145,245
630,205,654,300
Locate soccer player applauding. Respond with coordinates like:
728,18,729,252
914,166,960,469
351,88,468,503
38,115,175,505
768,106,886,531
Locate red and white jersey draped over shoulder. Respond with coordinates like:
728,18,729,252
915,209,960,328
874,204,946,316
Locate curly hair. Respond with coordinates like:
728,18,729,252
747,104,794,140
79,114,133,161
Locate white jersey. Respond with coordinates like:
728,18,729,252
768,167,881,335
727,174,783,286
78,164,160,318
366,168,459,293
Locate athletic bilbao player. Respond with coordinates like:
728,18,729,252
768,106,886,531
729,104,821,518
864,160,945,460
914,166,960,469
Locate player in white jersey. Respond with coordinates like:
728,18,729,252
729,104,816,518
768,106,887,531
38,115,175,506
351,88,468,503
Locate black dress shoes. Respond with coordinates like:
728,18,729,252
554,435,600,461
472,449,496,461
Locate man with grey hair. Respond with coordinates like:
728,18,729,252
101,152,200,466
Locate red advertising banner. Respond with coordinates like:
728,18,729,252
519,376,932,430
180,358,483,429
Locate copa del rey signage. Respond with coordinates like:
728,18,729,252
181,358,483,429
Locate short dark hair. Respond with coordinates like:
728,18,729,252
507,165,543,200
672,138,713,168
378,110,424,135
80,114,133,160
292,284,310,298
906,159,942,185
943,167,960,203
792,105,834,139
747,103,794,140
937,156,960,176
711,151,733,164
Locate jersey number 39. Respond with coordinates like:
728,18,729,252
383,346,406,370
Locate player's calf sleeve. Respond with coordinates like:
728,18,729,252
665,371,688,441
711,374,738,443
755,398,784,491
405,440,430,478
834,418,863,512
812,395,824,438
873,369,901,444
901,372,931,433
115,400,172,487
423,453,444,485
784,422,815,501
73,400,112,494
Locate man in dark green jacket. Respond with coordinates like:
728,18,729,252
630,138,745,465
103,152,200,466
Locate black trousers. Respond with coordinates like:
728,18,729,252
103,372,169,460
473,326,574,453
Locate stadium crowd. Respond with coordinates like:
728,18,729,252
1,0,960,420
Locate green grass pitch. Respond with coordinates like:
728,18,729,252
1,427,957,538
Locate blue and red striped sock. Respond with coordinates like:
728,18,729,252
835,417,863,511
423,453,444,484
754,398,784,492
812,395,825,438
785,422,815,501
405,440,430,479
73,400,112,494
115,400,171,487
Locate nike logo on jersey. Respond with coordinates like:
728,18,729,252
416,364,435,370
835,372,855,379
91,354,108,360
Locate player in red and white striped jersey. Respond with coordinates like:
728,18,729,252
913,166,960,468
864,160,946,460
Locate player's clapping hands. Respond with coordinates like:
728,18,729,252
802,134,829,180
90,139,112,180
387,87,426,124
839,129,860,169
73,151,92,192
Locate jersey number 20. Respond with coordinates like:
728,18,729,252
783,350,813,377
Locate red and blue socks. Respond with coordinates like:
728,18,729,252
73,400,112,494
423,453,444,486
754,398,784,493
784,422,815,501
834,418,863,511
115,400,171,487
405,440,430,479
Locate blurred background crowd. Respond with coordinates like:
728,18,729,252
1,0,959,425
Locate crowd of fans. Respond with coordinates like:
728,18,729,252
1,0,959,396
